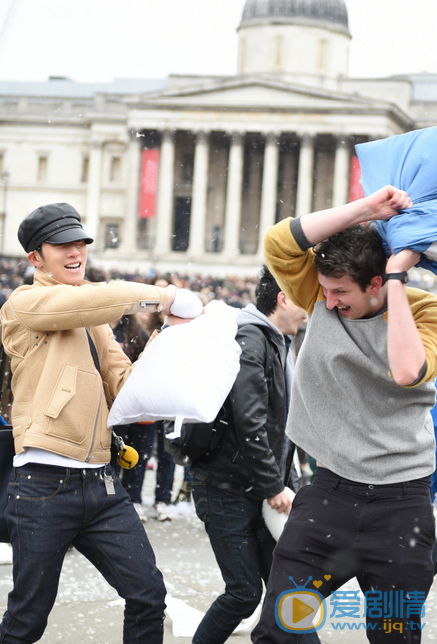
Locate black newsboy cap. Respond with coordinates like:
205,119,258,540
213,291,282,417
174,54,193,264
18,203,94,253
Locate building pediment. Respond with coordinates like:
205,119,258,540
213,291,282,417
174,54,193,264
125,74,401,113
124,74,412,131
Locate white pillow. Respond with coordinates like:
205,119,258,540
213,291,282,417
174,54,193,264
262,487,296,542
108,300,241,435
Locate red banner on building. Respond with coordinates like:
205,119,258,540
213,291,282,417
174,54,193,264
139,149,160,218
349,156,365,202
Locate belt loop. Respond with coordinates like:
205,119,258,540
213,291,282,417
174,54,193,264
65,468,71,488
402,481,407,496
332,477,340,491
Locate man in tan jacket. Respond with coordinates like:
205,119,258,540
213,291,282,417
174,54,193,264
0,202,200,644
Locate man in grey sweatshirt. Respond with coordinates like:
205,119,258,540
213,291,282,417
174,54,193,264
251,186,437,643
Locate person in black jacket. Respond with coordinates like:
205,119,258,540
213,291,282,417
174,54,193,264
190,266,313,644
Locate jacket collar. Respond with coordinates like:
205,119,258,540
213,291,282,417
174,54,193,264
33,268,87,288
237,303,286,349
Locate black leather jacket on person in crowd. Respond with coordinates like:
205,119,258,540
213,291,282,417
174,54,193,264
190,320,288,501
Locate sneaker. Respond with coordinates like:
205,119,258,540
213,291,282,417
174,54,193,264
154,502,172,522
133,502,147,523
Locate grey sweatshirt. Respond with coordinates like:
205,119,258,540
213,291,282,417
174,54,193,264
287,299,436,484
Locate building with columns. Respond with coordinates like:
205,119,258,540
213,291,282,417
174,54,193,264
1,0,437,275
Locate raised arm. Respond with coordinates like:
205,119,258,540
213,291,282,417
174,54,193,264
3,280,176,332
385,249,427,386
300,186,412,244
299,186,428,386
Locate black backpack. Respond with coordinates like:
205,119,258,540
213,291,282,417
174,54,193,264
163,324,275,467
163,404,230,467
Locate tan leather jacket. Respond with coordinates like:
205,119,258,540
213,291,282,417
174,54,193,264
0,270,170,463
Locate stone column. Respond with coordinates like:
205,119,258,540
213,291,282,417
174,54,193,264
223,133,244,257
85,140,103,245
332,136,350,207
188,132,210,255
258,133,280,258
295,134,315,218
122,135,142,254
154,130,176,254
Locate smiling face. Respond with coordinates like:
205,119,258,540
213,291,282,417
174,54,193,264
28,240,88,286
318,272,385,320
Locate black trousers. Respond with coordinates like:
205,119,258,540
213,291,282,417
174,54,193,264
252,468,435,644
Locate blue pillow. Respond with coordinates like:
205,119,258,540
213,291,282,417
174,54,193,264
356,127,437,274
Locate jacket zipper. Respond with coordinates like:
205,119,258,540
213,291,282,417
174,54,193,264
231,339,282,463
271,339,284,370
85,385,102,462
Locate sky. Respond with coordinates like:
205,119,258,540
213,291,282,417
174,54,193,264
0,0,436,83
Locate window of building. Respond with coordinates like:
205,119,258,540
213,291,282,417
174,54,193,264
210,225,223,253
172,197,191,252
81,156,89,183
110,156,121,182
318,39,328,73
137,218,154,250
181,154,193,182
105,224,120,249
274,36,284,70
37,156,48,182
239,39,247,73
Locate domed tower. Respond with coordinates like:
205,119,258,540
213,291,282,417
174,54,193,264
237,0,351,79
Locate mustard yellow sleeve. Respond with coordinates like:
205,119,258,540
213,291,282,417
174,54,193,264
263,218,325,314
405,288,437,384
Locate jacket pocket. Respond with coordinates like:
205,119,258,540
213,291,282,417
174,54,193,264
45,364,77,418
10,415,27,440
44,366,100,446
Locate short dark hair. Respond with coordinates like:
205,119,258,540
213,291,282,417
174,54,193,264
314,224,387,292
255,265,281,316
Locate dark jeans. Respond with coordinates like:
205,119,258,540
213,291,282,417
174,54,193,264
121,421,175,504
0,463,166,644
191,482,321,644
252,468,435,644
192,480,277,644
